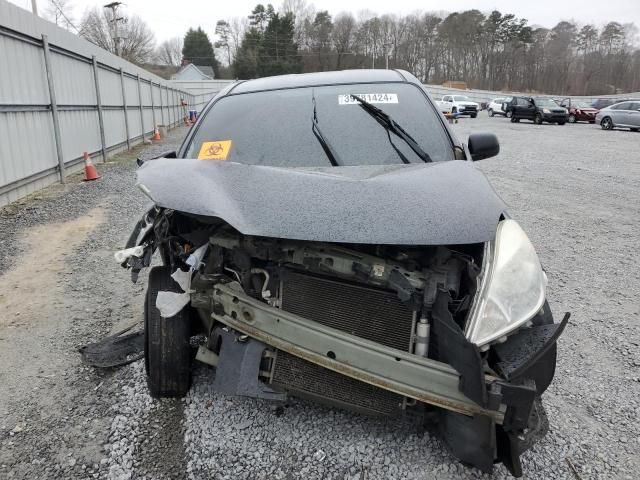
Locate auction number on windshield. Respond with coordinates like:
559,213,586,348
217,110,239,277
339,93,399,105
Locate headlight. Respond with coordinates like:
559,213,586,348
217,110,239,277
542,108,551,114
464,220,547,347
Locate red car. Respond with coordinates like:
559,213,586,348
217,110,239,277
560,98,598,123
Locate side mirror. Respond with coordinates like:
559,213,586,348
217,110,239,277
136,150,177,167
468,133,499,161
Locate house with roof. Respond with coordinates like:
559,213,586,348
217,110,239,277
172,63,215,81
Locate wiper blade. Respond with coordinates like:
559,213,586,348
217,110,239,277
350,94,432,163
311,90,340,167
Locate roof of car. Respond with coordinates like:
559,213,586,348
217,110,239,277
229,69,412,94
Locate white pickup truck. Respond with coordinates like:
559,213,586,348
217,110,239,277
436,95,480,118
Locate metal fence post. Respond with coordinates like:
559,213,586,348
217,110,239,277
150,81,157,130
136,74,145,139
160,84,165,127
91,56,107,162
41,35,66,183
119,68,131,150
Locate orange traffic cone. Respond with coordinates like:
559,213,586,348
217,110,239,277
153,126,161,141
83,152,100,181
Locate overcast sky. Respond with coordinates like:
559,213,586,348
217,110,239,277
10,0,640,43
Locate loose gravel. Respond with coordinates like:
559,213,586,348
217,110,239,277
0,117,638,480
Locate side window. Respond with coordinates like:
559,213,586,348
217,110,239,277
613,102,630,110
630,102,640,110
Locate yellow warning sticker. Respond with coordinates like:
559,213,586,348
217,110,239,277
198,140,232,160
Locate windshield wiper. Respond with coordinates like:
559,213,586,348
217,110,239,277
311,90,340,167
350,94,432,163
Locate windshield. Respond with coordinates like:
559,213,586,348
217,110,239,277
573,101,592,108
453,96,471,102
534,98,560,107
184,83,454,166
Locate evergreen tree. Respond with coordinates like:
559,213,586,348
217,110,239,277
233,5,302,78
182,27,220,77
258,12,302,76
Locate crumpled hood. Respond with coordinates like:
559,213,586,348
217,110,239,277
137,159,506,245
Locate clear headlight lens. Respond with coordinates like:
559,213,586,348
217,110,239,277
542,108,551,114
465,220,547,347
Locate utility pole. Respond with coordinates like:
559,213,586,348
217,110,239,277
384,43,392,70
104,2,124,56
31,0,38,16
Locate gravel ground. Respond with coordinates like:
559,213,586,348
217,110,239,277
0,116,638,480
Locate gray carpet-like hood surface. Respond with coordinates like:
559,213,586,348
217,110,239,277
137,159,506,245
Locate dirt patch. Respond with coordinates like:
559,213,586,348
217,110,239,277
0,207,104,327
0,207,105,428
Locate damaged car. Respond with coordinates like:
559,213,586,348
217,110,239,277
118,70,568,477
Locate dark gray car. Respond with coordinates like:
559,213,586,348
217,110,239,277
120,69,568,478
596,100,640,131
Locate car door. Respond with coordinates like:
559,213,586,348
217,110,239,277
628,102,640,127
512,97,525,117
522,98,536,120
612,102,631,126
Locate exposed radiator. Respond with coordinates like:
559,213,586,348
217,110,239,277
280,270,415,351
270,269,415,416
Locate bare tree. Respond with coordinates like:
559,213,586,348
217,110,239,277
155,37,183,66
43,0,76,32
79,7,156,64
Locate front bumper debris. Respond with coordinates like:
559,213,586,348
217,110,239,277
194,282,504,419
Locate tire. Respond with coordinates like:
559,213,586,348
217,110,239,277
145,266,192,398
568,114,576,123
534,114,543,125
452,107,457,114
470,113,477,118
601,117,613,130
488,109,494,117
631,128,639,132
558,121,565,125
510,115,517,123
506,110,513,118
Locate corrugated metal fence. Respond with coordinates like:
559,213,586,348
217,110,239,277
0,0,218,207
3,0,638,209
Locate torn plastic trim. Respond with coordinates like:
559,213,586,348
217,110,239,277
205,282,505,421
156,244,208,318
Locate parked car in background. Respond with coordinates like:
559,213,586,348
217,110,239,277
510,97,568,125
596,100,640,131
436,95,479,117
487,98,507,117
559,98,599,123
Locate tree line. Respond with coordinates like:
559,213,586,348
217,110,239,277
46,0,639,95
218,3,640,95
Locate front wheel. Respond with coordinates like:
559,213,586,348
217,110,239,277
506,110,513,118
488,109,494,117
568,114,576,123
452,107,457,114
601,117,613,130
470,113,477,118
145,266,192,398
534,114,543,125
